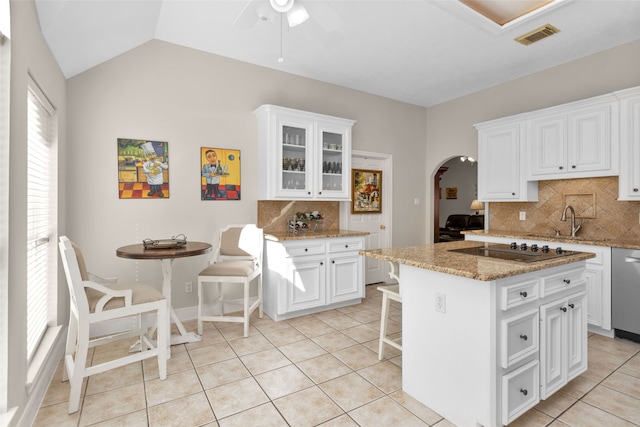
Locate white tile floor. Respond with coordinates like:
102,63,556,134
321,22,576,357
36,284,640,426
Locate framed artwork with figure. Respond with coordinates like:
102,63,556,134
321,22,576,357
117,138,169,199
201,147,241,200
351,169,382,213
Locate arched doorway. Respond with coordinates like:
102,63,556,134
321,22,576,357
433,156,480,243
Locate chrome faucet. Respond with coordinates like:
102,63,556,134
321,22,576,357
560,205,583,237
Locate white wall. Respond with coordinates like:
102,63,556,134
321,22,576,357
425,39,640,242
7,0,67,424
65,40,428,312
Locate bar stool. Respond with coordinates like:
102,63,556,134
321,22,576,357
378,261,402,360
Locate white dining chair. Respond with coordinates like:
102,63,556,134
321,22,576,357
197,224,263,337
378,261,402,360
58,236,168,414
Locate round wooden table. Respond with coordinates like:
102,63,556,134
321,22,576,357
116,241,212,351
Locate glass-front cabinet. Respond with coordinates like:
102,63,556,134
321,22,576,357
255,105,355,201
278,118,313,199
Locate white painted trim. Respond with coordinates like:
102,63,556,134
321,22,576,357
19,326,65,427
340,150,393,283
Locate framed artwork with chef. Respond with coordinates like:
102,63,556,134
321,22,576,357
117,138,170,199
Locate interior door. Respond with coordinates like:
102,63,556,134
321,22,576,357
342,151,391,285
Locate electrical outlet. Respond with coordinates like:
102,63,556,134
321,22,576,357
435,292,446,313
185,281,193,293
519,211,526,221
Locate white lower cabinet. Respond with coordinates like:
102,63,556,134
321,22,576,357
498,265,587,425
465,234,612,333
285,254,326,313
264,236,365,321
540,291,588,398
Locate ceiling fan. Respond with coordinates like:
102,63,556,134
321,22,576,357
234,0,343,32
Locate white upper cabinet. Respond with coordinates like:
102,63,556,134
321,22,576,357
476,117,538,202
527,95,618,180
616,87,640,200
254,105,355,201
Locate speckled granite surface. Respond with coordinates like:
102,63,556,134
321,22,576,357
464,230,640,250
265,230,369,241
359,240,595,282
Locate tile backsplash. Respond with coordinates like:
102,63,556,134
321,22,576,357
489,177,640,241
257,200,340,233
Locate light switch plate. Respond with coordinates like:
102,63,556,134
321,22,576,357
519,212,526,221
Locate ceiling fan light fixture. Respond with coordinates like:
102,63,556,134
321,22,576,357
287,4,309,27
270,0,294,13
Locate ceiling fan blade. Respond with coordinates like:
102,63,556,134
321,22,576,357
233,0,262,29
303,0,343,32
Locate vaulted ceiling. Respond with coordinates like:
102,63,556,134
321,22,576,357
34,0,640,107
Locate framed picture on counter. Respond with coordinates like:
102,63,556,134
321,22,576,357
352,169,382,214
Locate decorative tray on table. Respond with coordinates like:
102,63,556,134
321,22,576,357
143,234,187,249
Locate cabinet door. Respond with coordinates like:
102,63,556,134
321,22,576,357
539,298,567,399
276,115,314,199
529,114,567,177
328,254,363,303
619,93,640,200
568,104,611,173
316,121,351,200
478,122,528,201
585,269,603,328
540,292,587,399
285,256,326,313
566,292,588,381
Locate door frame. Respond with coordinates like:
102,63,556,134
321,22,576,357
340,150,393,282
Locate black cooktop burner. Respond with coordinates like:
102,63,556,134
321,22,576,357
449,243,578,263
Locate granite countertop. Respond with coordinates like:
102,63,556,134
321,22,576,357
359,240,595,282
464,230,640,250
265,229,369,241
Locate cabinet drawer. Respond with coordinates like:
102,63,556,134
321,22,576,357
328,239,363,253
500,279,539,311
540,267,585,297
285,242,326,257
502,360,540,425
501,309,539,369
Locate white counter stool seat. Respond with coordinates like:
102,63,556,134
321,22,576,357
378,261,402,360
58,236,168,414
197,224,263,338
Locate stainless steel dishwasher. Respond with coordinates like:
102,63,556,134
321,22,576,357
612,248,640,342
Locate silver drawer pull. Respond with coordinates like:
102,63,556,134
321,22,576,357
625,256,640,263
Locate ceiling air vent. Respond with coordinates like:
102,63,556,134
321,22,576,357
515,24,560,46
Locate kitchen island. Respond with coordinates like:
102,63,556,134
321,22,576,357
360,240,595,427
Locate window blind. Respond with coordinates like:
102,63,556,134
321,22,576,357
26,80,55,361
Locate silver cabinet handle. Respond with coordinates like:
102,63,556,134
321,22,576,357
625,256,640,263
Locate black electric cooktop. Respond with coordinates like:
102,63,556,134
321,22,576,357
449,243,578,263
